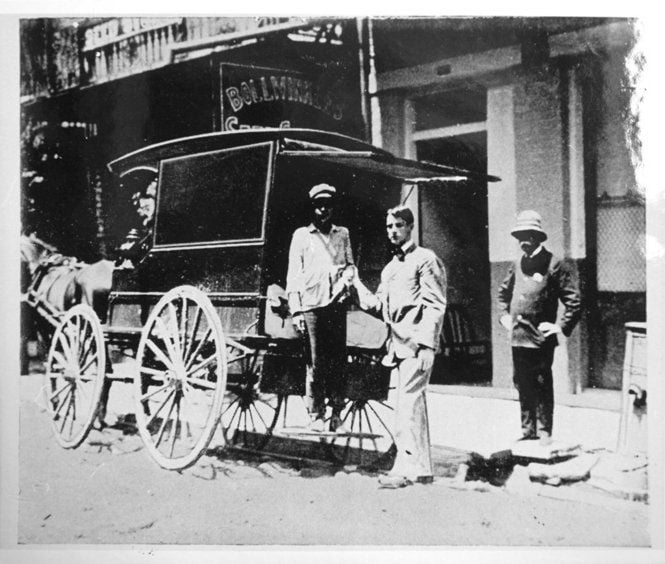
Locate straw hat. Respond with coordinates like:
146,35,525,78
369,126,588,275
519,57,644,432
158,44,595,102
510,210,547,241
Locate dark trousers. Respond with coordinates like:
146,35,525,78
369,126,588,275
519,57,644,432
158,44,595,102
303,305,347,418
512,345,555,438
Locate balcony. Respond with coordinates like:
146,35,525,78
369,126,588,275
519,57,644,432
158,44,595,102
21,16,324,100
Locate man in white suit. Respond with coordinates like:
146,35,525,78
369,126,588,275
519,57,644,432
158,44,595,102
354,205,447,488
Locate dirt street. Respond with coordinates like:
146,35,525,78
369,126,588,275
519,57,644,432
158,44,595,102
17,374,649,547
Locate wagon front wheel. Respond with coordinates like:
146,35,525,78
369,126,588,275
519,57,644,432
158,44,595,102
44,304,106,449
134,286,227,470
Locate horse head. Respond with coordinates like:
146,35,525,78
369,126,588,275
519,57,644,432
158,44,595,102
20,233,58,275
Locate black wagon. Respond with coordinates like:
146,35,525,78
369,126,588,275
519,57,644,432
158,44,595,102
41,128,495,470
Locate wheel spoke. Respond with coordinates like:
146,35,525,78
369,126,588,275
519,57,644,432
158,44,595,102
252,403,270,431
226,399,242,429
183,305,203,367
221,394,240,416
155,316,182,366
185,375,216,390
75,314,81,359
187,354,217,377
179,296,188,353
241,409,248,445
358,404,364,451
49,382,70,402
166,302,183,356
58,393,73,433
362,407,381,451
78,325,96,371
146,338,176,372
68,393,77,438
184,327,212,371
140,381,172,403
79,351,99,375
154,393,176,447
247,405,258,432
53,387,73,418
366,401,394,440
56,331,76,368
169,396,180,458
145,388,175,430
226,352,248,366
140,365,168,378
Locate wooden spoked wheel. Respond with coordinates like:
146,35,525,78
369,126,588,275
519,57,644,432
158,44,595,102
328,350,396,467
44,305,106,449
220,344,281,451
328,397,396,468
133,286,227,470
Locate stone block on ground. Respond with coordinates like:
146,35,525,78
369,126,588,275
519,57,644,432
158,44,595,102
431,445,477,478
527,453,599,484
511,439,581,461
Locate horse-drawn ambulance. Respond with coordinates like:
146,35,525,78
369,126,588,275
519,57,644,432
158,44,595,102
29,128,495,470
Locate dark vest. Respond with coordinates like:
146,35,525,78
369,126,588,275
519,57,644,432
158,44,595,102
509,248,560,348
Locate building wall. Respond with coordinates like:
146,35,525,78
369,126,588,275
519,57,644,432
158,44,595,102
377,53,609,392
489,64,583,392
585,46,646,390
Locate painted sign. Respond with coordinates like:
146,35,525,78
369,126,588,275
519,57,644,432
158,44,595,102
220,63,351,133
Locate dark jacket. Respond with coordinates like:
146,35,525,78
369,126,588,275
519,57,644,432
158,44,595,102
498,248,581,348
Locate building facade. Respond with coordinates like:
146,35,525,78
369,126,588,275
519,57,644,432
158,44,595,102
19,16,645,392
371,17,645,391
20,17,368,257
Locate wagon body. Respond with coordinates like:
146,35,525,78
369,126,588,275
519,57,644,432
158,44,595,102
106,128,489,341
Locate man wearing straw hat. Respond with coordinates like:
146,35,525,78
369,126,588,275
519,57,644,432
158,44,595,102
498,210,581,445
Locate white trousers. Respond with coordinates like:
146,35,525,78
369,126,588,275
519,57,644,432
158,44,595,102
390,356,433,479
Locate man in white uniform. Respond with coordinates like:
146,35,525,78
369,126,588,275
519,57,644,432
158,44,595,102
354,205,447,488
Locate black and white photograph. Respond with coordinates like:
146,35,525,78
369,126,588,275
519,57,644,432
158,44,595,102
1,5,663,563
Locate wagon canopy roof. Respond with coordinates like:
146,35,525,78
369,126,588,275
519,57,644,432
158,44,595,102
107,129,383,175
108,128,499,183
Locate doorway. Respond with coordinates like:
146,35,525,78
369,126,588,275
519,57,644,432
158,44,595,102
416,132,492,384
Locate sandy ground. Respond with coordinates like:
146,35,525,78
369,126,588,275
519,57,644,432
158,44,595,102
16,374,650,548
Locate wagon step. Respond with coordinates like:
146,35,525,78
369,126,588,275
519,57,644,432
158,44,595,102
277,428,383,439
104,325,143,335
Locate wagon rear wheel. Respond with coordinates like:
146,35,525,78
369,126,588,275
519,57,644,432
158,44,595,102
328,397,396,468
44,304,106,449
220,346,281,452
134,286,227,470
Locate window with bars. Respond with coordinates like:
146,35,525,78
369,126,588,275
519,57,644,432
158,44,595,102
596,197,645,293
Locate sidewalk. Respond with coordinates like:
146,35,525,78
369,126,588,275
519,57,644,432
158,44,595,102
23,371,647,506
427,385,622,458
23,370,623,462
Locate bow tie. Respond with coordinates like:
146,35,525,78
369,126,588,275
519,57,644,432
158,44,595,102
390,245,406,261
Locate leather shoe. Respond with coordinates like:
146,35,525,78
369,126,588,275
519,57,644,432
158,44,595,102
378,475,413,489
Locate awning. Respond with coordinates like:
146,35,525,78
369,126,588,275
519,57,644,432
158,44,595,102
279,150,500,184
